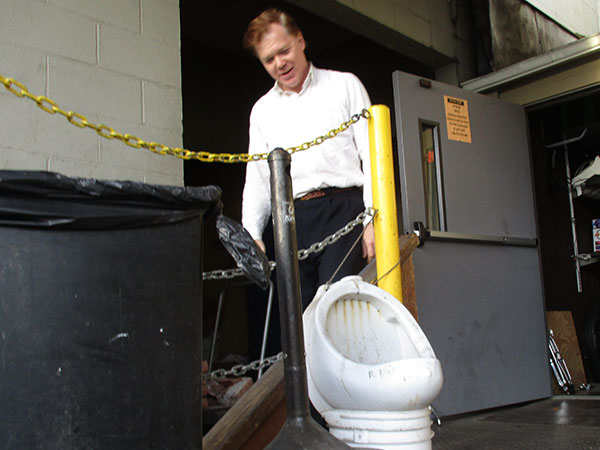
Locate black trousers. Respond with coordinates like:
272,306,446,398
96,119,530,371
248,187,366,359
294,187,366,309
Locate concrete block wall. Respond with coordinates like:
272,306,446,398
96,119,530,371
338,0,469,56
0,0,183,186
329,0,476,83
337,0,470,58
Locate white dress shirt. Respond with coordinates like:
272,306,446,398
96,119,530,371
242,64,372,241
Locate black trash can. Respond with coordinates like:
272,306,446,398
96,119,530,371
0,171,221,450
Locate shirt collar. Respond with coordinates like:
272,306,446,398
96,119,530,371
274,63,315,96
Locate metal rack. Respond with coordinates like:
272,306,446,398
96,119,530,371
546,127,599,292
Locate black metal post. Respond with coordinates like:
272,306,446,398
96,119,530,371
265,148,350,449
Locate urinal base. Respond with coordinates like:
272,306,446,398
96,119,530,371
323,407,434,450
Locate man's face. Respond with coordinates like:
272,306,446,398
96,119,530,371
255,23,309,93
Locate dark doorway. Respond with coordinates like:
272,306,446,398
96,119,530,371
179,0,433,366
527,87,600,382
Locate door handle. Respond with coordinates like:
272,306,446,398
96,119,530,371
413,221,428,247
412,222,537,248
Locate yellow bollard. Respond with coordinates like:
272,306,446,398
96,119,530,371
368,105,402,302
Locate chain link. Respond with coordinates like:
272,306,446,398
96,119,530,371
204,352,285,380
202,208,376,280
1,75,379,383
202,261,277,281
0,74,370,164
202,267,245,281
203,211,376,375
298,207,375,260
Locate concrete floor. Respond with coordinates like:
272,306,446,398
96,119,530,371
432,391,600,449
203,385,600,448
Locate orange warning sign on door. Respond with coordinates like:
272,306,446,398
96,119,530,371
444,95,472,143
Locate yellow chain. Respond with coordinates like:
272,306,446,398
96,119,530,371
0,74,370,163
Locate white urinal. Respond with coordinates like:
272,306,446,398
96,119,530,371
303,276,443,449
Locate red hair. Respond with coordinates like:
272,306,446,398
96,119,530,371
243,9,301,54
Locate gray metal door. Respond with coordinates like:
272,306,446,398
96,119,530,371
392,71,550,417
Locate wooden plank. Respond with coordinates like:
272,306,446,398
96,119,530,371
546,311,587,394
359,233,420,319
399,233,419,320
239,400,286,450
401,254,418,320
203,361,285,450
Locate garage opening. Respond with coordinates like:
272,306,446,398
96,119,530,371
179,1,433,380
527,86,600,383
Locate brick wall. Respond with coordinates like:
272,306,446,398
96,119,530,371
0,0,183,185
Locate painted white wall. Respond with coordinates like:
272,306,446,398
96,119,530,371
525,0,600,36
0,0,183,186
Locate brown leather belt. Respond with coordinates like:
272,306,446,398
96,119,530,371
297,186,359,201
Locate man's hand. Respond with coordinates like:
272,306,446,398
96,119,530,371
255,239,266,254
362,223,375,263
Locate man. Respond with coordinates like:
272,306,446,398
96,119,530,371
242,8,375,309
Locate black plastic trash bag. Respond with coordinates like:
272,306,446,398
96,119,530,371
0,170,222,229
0,171,270,289
216,214,271,289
